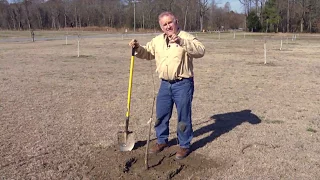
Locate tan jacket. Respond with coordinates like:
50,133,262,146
135,30,205,80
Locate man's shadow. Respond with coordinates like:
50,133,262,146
134,110,261,151
190,109,261,152
166,109,261,152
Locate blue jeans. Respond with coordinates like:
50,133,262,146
155,78,194,148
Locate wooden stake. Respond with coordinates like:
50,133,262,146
264,39,267,64
77,34,80,57
145,117,152,170
65,31,68,45
292,34,294,41
31,30,35,42
280,39,283,51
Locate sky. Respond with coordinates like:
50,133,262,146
215,0,244,13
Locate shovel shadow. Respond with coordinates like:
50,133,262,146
189,109,261,152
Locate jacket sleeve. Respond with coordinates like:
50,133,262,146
180,36,205,59
135,38,155,60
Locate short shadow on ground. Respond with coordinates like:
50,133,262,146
190,109,261,152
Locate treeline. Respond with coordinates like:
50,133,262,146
1,0,318,33
0,0,245,32
244,0,320,33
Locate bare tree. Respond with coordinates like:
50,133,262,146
224,2,231,12
239,0,252,31
287,0,290,32
0,0,10,29
183,0,191,30
239,0,251,16
0,0,318,32
198,0,209,31
23,0,32,30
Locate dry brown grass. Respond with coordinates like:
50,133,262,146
0,32,320,179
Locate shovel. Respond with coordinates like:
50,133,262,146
118,48,136,151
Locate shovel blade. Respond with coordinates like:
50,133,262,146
118,131,135,151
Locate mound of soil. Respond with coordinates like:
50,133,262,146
85,140,222,179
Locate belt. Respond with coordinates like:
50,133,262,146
162,77,193,84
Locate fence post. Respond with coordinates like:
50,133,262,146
31,30,35,42
77,34,80,57
264,39,267,64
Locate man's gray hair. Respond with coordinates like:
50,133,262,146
158,11,176,21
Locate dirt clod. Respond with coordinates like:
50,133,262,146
123,157,137,173
167,164,184,179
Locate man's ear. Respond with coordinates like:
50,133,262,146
175,19,178,24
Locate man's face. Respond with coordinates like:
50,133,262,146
159,15,178,36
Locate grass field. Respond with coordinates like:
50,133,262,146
0,31,320,179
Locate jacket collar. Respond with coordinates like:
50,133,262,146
163,28,181,39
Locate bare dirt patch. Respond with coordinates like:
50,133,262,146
85,141,222,180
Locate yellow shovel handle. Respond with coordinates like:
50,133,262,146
126,48,135,118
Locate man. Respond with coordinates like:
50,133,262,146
129,11,205,159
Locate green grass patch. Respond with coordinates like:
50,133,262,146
307,128,317,133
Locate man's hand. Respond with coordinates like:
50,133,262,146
168,34,182,45
128,39,140,48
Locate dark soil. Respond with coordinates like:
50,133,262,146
85,141,222,180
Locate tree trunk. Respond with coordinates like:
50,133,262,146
266,19,268,33
24,0,31,30
64,13,67,28
200,15,203,31
309,20,311,32
79,14,81,28
300,18,304,32
260,1,264,26
103,13,106,26
244,15,247,31
52,13,56,29
10,10,17,30
57,13,61,29
74,7,78,28
142,13,144,29
255,0,259,15
37,10,42,29
184,0,190,31
287,0,290,32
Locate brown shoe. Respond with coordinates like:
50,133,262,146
149,143,168,154
175,147,190,160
